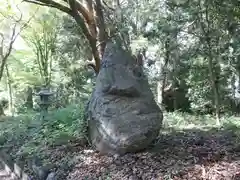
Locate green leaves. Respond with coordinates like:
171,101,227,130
0,102,88,162
21,8,61,87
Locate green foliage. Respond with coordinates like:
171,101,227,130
186,58,211,113
0,103,88,160
0,0,240,178
1,0,238,117
0,0,239,148
163,112,240,134
0,113,33,151
22,7,60,86
43,103,87,142
163,112,216,130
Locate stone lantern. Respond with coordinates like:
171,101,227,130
36,87,54,120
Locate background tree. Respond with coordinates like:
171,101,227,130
0,1,240,179
0,2,31,81
23,8,60,87
0,0,239,118
24,0,108,74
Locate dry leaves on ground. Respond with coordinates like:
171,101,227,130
66,128,240,180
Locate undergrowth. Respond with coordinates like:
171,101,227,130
0,108,240,178
163,111,240,130
1,110,240,156
0,103,87,170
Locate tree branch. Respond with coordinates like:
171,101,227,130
94,0,107,57
63,0,92,24
69,0,100,73
23,0,73,15
0,7,35,81
102,0,115,11
24,0,102,74
0,33,4,59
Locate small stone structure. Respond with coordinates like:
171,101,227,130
87,42,163,155
36,87,54,120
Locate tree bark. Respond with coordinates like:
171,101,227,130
157,36,170,110
171,33,179,111
237,63,240,93
231,74,236,98
5,64,14,116
25,86,33,109
94,0,108,58
0,105,4,116
207,54,220,125
198,0,221,125
0,37,14,82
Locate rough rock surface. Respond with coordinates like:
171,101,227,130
87,42,163,155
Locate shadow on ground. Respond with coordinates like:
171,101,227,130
67,126,240,180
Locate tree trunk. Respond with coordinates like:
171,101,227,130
205,33,221,125
0,105,4,116
157,81,163,109
94,0,107,58
231,74,236,98
207,54,221,125
198,0,221,125
25,86,33,109
0,58,6,82
237,63,240,93
5,64,14,116
157,36,170,110
68,0,107,74
172,55,178,111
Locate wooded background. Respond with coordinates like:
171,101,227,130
0,0,239,125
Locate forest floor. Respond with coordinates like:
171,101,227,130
66,126,240,180
1,110,240,180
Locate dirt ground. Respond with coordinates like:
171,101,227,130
64,128,240,180
2,126,240,180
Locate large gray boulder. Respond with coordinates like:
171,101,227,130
87,42,163,155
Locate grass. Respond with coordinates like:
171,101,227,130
163,111,240,130
1,110,240,157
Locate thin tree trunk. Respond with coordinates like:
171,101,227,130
237,64,240,93
172,80,178,111
198,0,221,125
0,57,7,82
158,36,170,110
157,81,163,108
207,54,220,125
206,34,221,125
5,64,14,116
0,106,4,116
231,74,236,98
25,86,33,109
172,52,178,111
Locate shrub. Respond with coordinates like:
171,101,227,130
0,103,88,160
